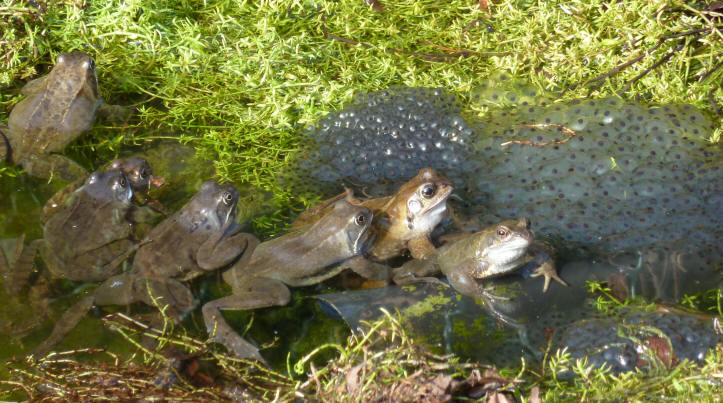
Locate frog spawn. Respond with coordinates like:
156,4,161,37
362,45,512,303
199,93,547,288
299,86,721,254
296,87,473,193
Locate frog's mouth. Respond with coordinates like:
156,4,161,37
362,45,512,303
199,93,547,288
222,202,238,228
354,225,375,255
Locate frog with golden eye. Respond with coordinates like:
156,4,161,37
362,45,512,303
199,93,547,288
393,217,568,296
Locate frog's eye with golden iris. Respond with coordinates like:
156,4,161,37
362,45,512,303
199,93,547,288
497,228,508,237
420,183,437,199
222,191,234,206
355,214,367,226
119,176,127,188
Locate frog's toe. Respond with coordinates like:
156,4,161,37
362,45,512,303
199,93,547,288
541,272,569,293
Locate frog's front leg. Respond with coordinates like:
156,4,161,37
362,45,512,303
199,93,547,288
196,223,259,271
342,255,391,284
527,241,568,293
407,236,436,259
21,154,87,182
392,258,444,286
96,103,130,123
202,277,291,363
0,124,9,162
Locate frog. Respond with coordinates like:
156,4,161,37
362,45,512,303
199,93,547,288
40,157,165,223
3,168,139,297
0,51,127,181
202,199,383,363
392,217,568,297
32,181,258,355
292,167,453,261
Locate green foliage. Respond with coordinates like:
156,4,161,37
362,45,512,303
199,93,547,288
2,1,721,224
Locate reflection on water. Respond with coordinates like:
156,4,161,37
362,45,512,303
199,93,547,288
316,243,722,372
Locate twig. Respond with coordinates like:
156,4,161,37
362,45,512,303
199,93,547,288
319,9,479,62
709,88,721,116
500,123,578,147
560,25,721,97
620,42,685,93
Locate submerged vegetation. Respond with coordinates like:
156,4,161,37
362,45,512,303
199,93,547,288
1,0,721,400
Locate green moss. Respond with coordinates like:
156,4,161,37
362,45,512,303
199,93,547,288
2,1,721,230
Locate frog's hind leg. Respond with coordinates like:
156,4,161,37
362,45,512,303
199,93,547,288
1,235,42,296
32,294,95,356
202,278,290,364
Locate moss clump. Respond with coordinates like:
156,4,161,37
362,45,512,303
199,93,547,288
2,1,721,230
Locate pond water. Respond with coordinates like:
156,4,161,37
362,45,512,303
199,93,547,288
0,77,720,375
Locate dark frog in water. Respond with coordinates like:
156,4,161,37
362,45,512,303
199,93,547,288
393,217,568,298
203,199,384,363
2,168,140,298
0,52,126,181
40,157,165,223
34,181,257,354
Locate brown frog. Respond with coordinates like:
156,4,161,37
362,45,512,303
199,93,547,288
393,217,568,297
41,157,165,223
203,199,382,363
33,181,257,354
2,169,139,298
292,168,453,261
0,52,126,181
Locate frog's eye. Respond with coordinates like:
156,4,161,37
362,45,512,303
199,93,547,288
119,176,128,188
497,228,508,237
355,214,367,226
420,183,437,199
222,191,234,206
138,167,148,179
88,58,96,70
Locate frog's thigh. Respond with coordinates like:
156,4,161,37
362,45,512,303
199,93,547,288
136,277,196,319
94,274,138,306
447,270,482,299
22,154,87,182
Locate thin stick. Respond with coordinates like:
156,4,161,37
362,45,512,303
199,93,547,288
500,123,578,147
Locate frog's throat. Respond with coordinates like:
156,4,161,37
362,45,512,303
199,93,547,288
482,238,531,266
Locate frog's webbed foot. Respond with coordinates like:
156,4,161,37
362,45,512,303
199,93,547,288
202,278,290,364
529,261,568,293
22,154,87,182
97,103,131,123
203,299,268,365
